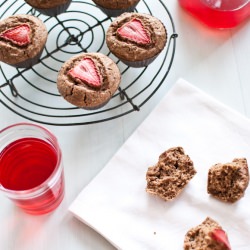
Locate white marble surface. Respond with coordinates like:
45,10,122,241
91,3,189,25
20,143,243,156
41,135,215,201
1,1,250,250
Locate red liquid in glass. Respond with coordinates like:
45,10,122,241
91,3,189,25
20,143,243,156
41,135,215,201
0,138,64,214
179,0,250,28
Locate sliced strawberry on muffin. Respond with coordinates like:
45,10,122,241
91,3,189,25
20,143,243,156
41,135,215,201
57,52,121,110
106,12,167,67
0,24,31,46
0,14,47,68
117,18,151,45
68,58,102,89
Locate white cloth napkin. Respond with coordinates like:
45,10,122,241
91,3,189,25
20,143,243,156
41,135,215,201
69,78,250,250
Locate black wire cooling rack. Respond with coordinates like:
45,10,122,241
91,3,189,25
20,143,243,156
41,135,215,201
0,0,177,126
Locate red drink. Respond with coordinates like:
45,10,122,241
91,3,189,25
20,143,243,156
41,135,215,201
0,123,64,215
179,0,250,29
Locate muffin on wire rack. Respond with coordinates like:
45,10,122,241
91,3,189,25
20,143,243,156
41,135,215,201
57,52,121,110
0,14,47,68
106,12,167,67
24,0,72,16
92,0,140,17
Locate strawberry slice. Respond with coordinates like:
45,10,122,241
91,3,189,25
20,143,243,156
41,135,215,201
117,18,151,45
211,229,231,250
68,58,101,89
0,24,31,46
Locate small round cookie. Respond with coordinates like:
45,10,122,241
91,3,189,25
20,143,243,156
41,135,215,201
57,52,121,109
207,158,249,203
25,0,72,16
146,147,196,201
184,217,231,250
106,12,167,67
0,14,47,68
92,0,140,17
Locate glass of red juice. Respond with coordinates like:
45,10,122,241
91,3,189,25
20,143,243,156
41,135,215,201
178,0,250,29
0,123,65,215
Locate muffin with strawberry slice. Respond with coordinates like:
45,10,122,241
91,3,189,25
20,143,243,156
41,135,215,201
0,14,48,68
57,52,121,109
184,217,231,250
106,12,167,67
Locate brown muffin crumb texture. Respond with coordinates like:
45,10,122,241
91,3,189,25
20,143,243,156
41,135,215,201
207,158,249,203
92,0,140,10
184,217,231,250
25,0,69,9
146,147,196,201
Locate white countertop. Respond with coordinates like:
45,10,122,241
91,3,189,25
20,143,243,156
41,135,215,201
1,1,250,249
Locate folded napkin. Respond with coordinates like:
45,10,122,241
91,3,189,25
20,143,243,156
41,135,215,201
69,79,250,250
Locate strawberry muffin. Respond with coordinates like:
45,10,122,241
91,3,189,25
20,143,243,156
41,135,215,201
25,0,72,16
57,52,121,109
184,217,231,250
106,12,167,67
92,0,140,17
0,14,48,68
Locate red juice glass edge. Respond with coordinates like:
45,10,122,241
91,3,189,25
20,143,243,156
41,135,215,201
0,122,65,215
178,0,250,29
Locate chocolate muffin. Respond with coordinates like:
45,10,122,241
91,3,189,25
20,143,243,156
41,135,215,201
106,12,167,67
92,0,140,17
184,217,231,250
207,158,249,203
0,14,48,68
57,52,121,109
146,147,196,201
25,0,72,16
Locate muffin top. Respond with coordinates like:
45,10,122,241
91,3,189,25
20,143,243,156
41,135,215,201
0,14,47,65
92,0,140,10
106,12,167,62
57,52,121,108
24,0,69,9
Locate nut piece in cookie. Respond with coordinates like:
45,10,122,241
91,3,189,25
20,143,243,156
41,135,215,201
146,147,196,201
207,158,249,202
184,217,231,250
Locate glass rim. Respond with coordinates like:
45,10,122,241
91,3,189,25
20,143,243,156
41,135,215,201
0,122,62,198
201,0,250,11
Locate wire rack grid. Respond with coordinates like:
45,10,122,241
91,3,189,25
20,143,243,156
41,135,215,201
0,0,178,126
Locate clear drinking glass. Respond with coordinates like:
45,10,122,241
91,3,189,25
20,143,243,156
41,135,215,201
178,0,250,29
0,123,65,215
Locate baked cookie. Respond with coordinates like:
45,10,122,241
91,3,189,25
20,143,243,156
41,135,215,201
146,147,196,201
184,217,231,250
207,158,249,202
106,12,167,67
57,52,121,109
